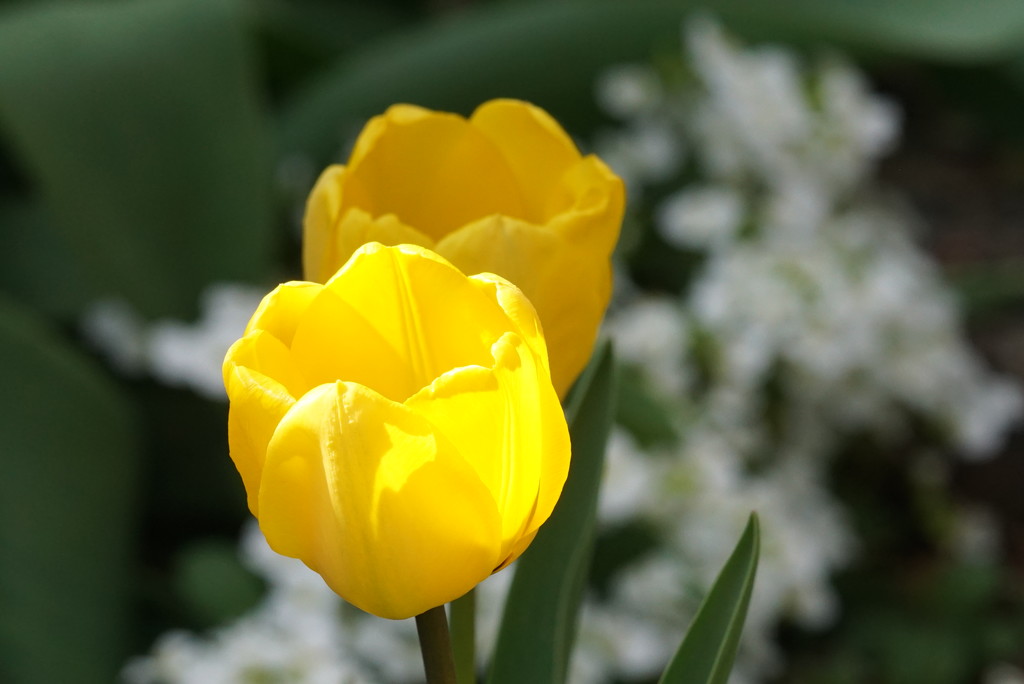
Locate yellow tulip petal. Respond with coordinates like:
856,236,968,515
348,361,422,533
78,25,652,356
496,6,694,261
245,281,324,346
495,528,538,571
259,381,503,619
303,165,347,282
225,363,296,516
224,330,307,398
223,331,306,514
316,243,513,398
289,284,415,402
344,105,527,240
537,256,611,396
468,271,548,371
435,214,557,306
303,163,436,283
548,155,626,258
407,332,570,559
328,207,434,280
438,216,607,396
344,107,395,171
470,99,581,222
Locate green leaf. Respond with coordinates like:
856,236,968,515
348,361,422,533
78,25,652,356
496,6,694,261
281,0,1024,164
0,0,273,318
0,295,138,684
251,0,417,101
489,341,617,684
659,513,761,684
174,539,265,627
253,0,414,57
0,199,97,319
949,258,1024,317
617,364,678,448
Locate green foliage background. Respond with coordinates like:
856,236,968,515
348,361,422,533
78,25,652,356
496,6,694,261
1,1,1023,682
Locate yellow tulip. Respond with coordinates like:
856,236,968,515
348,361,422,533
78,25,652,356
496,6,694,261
222,242,570,620
304,99,625,397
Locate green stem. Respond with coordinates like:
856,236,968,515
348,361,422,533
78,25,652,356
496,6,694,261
416,605,457,684
450,590,477,684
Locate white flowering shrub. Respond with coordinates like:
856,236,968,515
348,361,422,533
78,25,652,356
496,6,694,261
123,523,421,684
83,283,263,400
582,17,1023,683
123,524,516,684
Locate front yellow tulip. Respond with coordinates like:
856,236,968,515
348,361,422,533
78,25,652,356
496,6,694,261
222,243,570,620
304,99,625,398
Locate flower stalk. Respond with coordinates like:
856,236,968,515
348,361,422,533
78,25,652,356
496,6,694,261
450,590,476,684
416,605,458,684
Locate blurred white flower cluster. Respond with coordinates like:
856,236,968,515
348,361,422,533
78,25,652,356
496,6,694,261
81,283,263,400
578,16,1022,683
123,523,422,684
123,523,514,684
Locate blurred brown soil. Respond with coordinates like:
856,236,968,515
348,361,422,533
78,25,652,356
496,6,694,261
876,69,1024,567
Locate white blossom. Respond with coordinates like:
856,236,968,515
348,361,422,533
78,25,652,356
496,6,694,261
596,64,665,119
81,299,148,375
594,118,683,197
985,663,1024,684
83,283,263,400
656,184,744,251
597,429,663,523
605,297,691,399
123,524,416,684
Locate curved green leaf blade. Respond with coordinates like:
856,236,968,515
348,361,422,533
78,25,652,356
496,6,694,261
0,295,138,684
280,0,1024,164
659,513,761,684
489,341,617,684
174,540,265,627
0,0,273,318
0,200,96,319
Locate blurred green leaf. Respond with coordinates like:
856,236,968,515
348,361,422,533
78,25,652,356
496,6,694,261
950,259,1024,316
0,294,138,684
589,520,661,596
175,539,264,627
659,513,760,684
281,0,1024,164
853,611,971,684
140,385,245,530
253,0,414,56
0,0,273,318
489,341,617,684
251,0,416,102
752,0,1024,58
929,562,1000,618
617,364,678,448
0,199,97,318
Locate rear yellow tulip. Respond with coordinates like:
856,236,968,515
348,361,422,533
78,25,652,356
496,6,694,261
304,99,624,398
222,243,570,620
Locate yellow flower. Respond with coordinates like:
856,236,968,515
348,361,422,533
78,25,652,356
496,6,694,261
303,99,624,397
222,242,570,620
